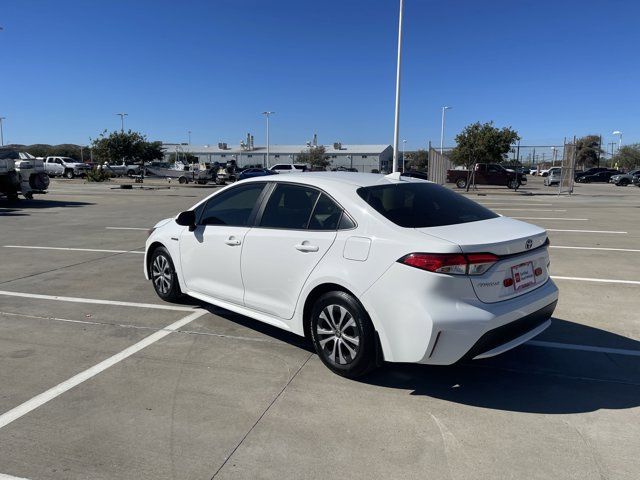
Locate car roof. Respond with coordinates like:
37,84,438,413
241,171,428,190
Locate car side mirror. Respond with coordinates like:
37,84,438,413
176,210,196,231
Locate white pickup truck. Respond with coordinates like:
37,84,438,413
44,156,90,179
100,162,141,177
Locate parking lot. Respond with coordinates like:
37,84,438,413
1,176,639,480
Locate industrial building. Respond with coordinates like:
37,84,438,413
162,135,393,173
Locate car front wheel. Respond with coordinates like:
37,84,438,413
149,247,183,302
310,291,378,378
455,178,467,189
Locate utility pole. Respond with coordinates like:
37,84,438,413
188,130,192,145
0,117,5,146
440,106,451,155
391,0,404,173
262,111,275,168
116,112,128,132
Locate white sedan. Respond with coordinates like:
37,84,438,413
145,173,558,377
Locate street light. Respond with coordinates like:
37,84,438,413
116,112,128,132
440,106,452,155
402,139,407,172
188,130,192,145
612,130,623,151
262,111,275,168
391,0,404,173
0,116,5,146
550,146,558,166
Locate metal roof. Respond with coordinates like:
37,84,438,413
162,144,392,155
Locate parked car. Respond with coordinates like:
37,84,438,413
632,174,640,187
446,163,527,190
100,162,142,177
543,167,562,186
609,169,640,186
237,168,279,181
145,173,558,378
574,167,613,181
332,166,359,172
44,156,90,178
270,163,307,173
401,170,429,181
576,170,621,183
0,156,20,200
0,148,49,199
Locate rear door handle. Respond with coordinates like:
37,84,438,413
295,243,319,253
225,236,241,246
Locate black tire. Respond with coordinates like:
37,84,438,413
178,176,188,184
455,178,467,189
620,179,629,186
127,170,136,177
65,169,74,179
508,179,520,190
149,247,183,302
310,291,378,378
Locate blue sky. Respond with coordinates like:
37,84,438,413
2,0,638,150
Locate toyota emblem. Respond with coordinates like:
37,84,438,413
525,239,533,250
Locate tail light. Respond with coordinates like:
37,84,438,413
400,252,499,276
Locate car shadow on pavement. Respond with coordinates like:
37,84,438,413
0,199,94,213
360,318,640,414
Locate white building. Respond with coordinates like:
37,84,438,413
162,141,393,173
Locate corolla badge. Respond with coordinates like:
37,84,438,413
525,239,533,250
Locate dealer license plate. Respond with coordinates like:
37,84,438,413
511,261,536,292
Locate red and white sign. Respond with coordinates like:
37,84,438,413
511,261,536,292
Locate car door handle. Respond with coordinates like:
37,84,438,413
295,243,319,253
225,237,241,246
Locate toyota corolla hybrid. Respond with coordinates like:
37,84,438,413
145,172,558,377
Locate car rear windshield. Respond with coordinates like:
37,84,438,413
357,182,499,228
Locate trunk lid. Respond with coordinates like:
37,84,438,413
417,217,550,303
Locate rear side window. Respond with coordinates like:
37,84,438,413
357,182,498,228
308,194,342,230
260,184,319,229
199,183,265,226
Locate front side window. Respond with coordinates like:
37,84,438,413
260,184,319,229
357,182,498,228
199,183,265,226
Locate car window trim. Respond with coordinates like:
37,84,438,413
196,182,268,227
252,180,357,232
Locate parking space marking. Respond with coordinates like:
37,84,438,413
511,217,588,221
547,229,627,234
477,203,555,206
3,245,144,254
105,227,148,231
0,309,207,430
551,276,640,285
494,209,567,212
550,245,640,253
0,290,196,312
527,340,640,357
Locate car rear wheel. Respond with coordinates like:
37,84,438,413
620,179,629,186
65,169,74,179
149,247,183,302
507,179,520,190
455,178,467,189
310,291,377,378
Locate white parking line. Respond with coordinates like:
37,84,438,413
478,203,554,207
3,245,144,254
550,245,640,253
0,473,30,480
494,209,567,212
0,290,195,312
105,227,148,231
547,229,627,234
527,340,640,357
511,217,588,221
551,276,640,285
0,309,207,430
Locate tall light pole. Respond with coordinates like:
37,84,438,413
612,130,623,151
391,0,404,173
440,106,452,155
262,111,275,168
116,112,128,132
188,130,192,145
0,117,5,146
402,139,407,171
550,146,557,166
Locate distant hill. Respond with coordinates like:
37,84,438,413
6,143,87,162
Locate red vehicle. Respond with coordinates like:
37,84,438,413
447,163,527,190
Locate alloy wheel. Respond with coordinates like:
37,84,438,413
316,304,361,365
151,254,173,295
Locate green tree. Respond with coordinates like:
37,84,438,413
450,122,520,170
575,135,603,168
90,130,162,165
297,145,331,170
405,149,428,171
611,144,640,170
